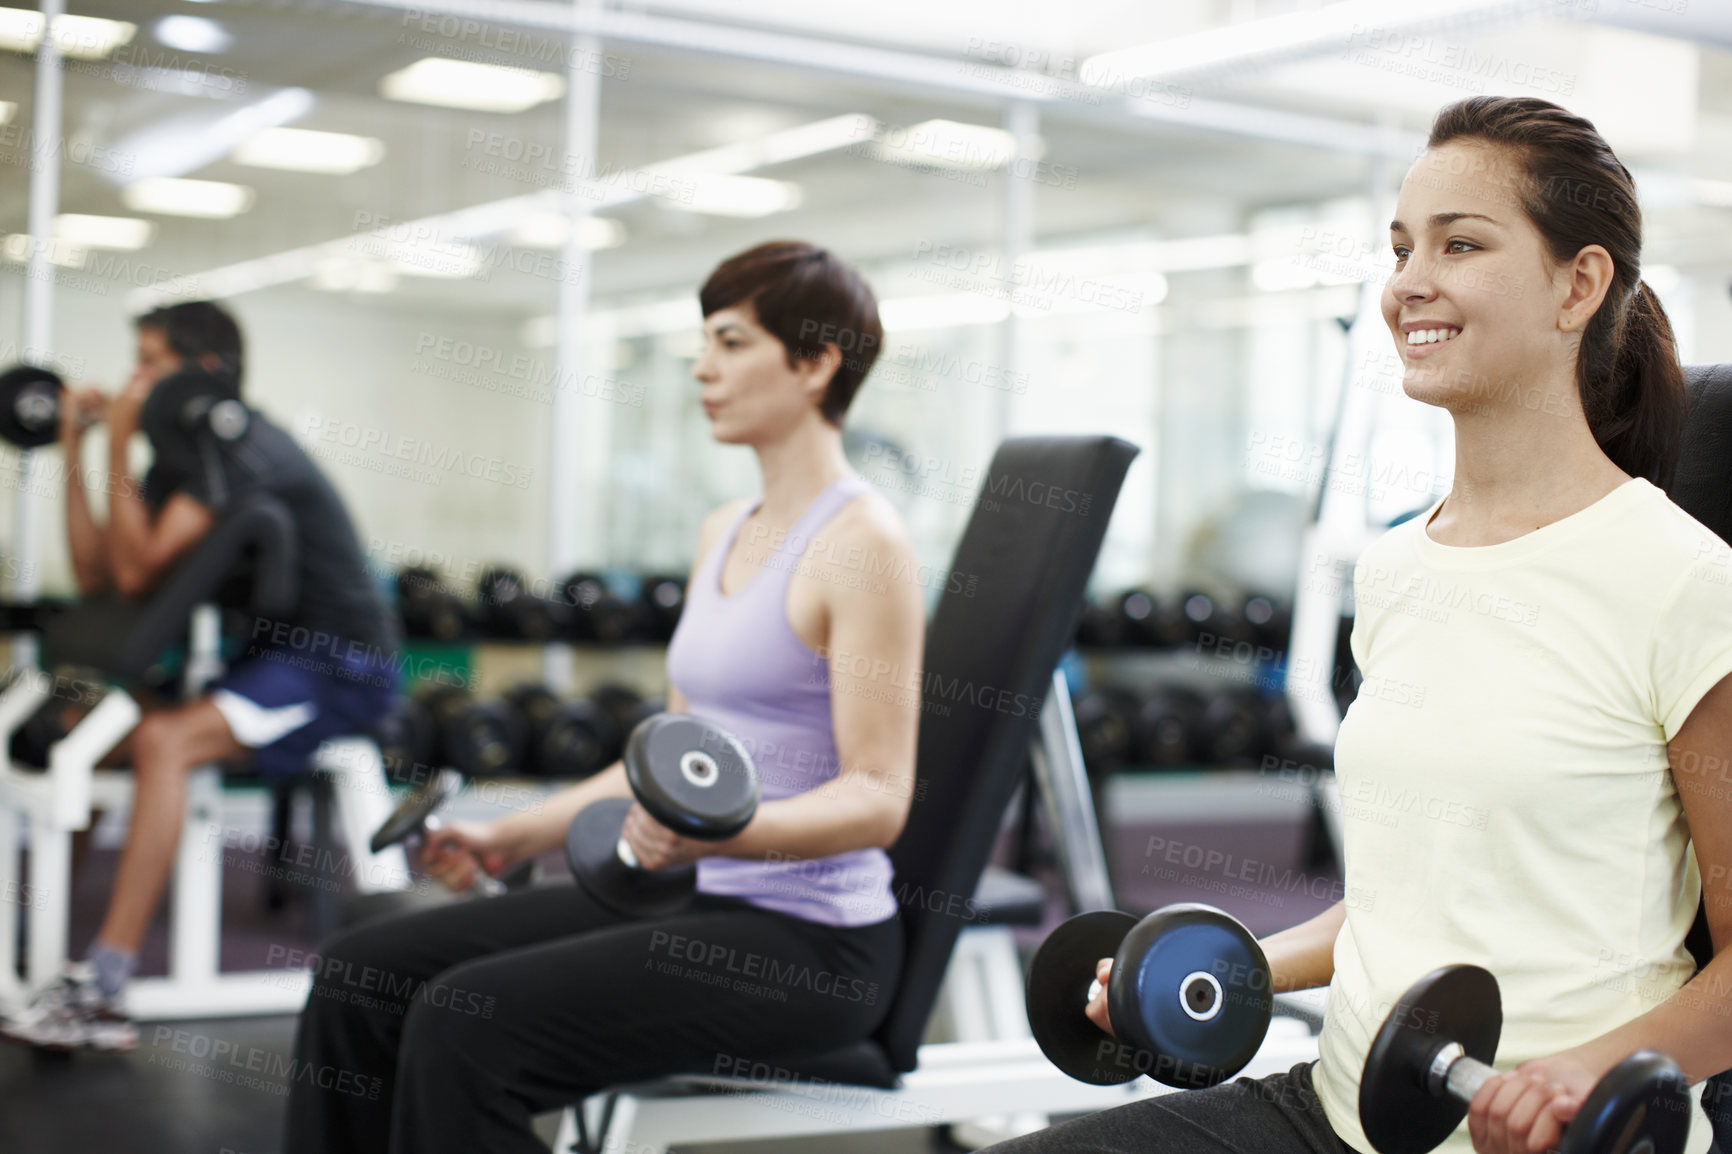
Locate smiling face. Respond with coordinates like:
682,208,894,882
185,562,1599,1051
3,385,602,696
1383,139,1594,414
691,303,838,445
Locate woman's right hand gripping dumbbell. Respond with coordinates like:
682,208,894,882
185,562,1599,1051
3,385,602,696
420,821,519,893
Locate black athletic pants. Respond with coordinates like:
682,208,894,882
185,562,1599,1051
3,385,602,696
985,1061,1358,1154
282,884,903,1154
984,1060,1730,1154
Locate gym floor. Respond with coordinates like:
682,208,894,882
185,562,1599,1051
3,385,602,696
0,801,1333,1152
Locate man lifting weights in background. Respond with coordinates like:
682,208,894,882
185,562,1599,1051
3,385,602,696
0,300,400,1052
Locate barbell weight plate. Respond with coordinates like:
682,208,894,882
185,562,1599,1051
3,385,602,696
623,713,758,840
370,766,463,854
566,796,698,918
1108,904,1273,1088
1359,964,1502,1154
1026,910,1147,1085
1559,1050,1691,1154
0,365,64,449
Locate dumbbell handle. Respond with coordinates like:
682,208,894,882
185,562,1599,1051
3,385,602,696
1425,1042,1494,1104
419,815,506,897
616,837,642,870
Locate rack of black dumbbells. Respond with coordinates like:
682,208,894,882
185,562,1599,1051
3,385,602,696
1069,587,1347,779
375,565,685,786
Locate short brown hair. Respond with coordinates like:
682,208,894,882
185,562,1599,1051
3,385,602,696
699,241,882,426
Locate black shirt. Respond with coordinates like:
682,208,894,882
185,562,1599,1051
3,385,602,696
140,411,399,656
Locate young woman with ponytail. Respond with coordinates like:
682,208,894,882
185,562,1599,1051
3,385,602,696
985,96,1732,1154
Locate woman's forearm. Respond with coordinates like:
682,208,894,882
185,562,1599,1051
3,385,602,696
493,762,633,860
1260,900,1346,993
1576,950,1732,1086
716,785,906,864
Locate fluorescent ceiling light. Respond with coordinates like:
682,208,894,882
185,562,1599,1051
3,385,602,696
870,119,1027,171
55,214,153,250
880,293,1011,332
361,237,485,279
1,234,87,268
123,177,255,219
659,174,803,217
0,8,135,60
135,115,875,308
111,87,314,183
1082,0,1522,85
381,58,564,113
232,127,385,174
666,113,876,174
508,212,625,250
155,15,229,54
313,257,397,295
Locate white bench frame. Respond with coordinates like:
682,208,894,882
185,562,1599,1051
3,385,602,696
0,604,409,1020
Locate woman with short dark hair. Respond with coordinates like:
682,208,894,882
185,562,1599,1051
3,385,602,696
283,241,926,1154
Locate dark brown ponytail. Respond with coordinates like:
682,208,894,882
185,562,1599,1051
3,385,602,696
1427,96,1686,489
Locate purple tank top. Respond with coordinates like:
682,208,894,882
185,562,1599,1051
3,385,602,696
666,473,898,926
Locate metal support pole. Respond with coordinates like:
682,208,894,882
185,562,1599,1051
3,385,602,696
12,0,64,668
1285,124,1403,745
996,102,1037,445
1028,669,1114,912
544,0,605,694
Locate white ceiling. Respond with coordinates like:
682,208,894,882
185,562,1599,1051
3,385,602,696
0,0,1726,319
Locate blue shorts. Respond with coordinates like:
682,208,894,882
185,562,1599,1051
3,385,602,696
208,643,400,780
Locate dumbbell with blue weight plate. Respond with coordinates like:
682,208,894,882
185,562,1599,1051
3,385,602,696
1027,904,1273,1088
565,712,760,917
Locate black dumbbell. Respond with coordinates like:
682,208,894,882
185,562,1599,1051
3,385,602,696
589,683,653,761
397,567,468,641
1073,688,1138,774
1196,688,1268,766
503,684,618,779
417,684,527,777
1117,590,1160,647
1134,687,1205,767
1027,905,1273,1088
565,713,759,917
0,364,66,449
369,767,505,896
1359,964,1691,1154
373,695,436,787
1242,594,1293,654
562,572,635,644
537,698,618,779
637,574,686,642
1146,594,1195,649
1074,596,1120,648
477,567,564,641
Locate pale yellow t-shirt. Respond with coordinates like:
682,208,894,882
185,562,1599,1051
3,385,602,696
1313,477,1732,1154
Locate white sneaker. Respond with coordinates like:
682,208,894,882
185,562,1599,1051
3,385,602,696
0,963,138,1052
